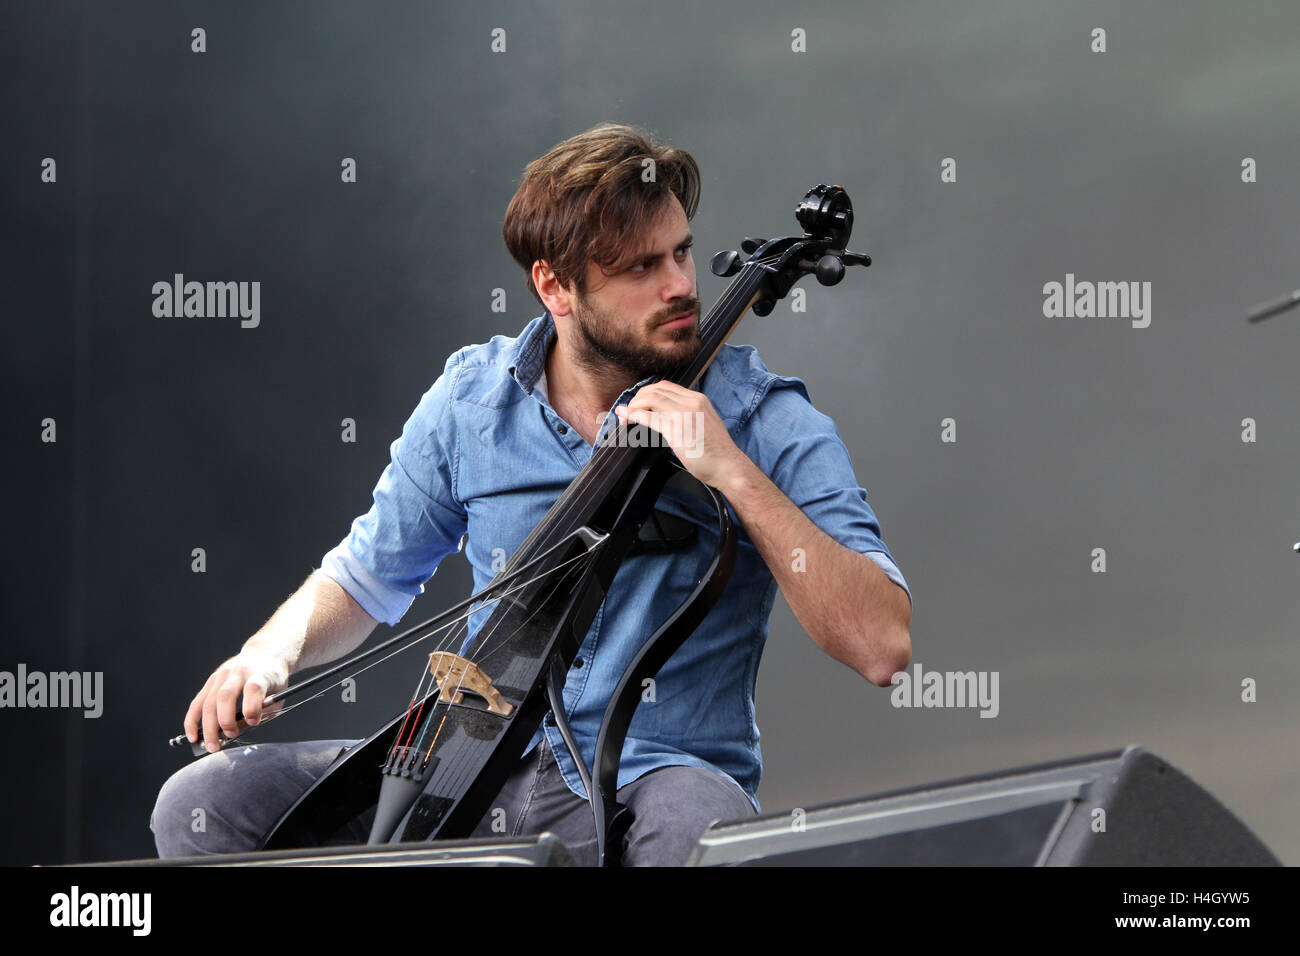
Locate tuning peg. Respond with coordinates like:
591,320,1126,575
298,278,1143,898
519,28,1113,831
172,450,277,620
842,250,871,268
741,237,767,254
752,297,775,317
815,254,845,286
711,249,743,277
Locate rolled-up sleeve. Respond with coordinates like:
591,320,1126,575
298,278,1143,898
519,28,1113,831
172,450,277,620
744,379,910,602
321,361,468,625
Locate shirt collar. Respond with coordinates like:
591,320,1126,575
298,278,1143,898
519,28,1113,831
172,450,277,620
508,311,557,396
508,310,658,410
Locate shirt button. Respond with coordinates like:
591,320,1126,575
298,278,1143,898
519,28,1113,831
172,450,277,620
556,423,568,434
573,657,584,669
544,712,556,726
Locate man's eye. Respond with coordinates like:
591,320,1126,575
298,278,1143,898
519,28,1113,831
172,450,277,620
630,247,689,274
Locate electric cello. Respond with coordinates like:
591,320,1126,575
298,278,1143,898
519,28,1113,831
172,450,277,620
168,183,871,866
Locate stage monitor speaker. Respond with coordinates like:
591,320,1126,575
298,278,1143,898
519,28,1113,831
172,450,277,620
91,833,577,867
685,745,1280,866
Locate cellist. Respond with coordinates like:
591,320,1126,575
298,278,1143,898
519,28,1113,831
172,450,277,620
150,122,912,866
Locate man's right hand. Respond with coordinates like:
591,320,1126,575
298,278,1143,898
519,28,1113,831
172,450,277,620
184,651,291,754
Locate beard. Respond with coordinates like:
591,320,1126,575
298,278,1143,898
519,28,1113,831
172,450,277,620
568,293,703,381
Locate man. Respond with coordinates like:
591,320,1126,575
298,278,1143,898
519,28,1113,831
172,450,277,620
151,123,912,866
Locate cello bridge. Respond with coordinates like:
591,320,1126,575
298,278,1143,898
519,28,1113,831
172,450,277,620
427,651,516,717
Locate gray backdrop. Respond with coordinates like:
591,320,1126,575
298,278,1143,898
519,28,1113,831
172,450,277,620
3,0,1297,865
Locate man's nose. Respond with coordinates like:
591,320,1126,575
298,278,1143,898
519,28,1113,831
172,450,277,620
664,260,693,300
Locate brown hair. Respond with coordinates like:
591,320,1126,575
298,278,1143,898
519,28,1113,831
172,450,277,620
503,123,701,303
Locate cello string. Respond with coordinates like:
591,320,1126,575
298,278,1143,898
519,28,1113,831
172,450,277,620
385,669,431,771
387,542,605,764
457,548,591,674
406,548,600,779
408,541,599,766
397,533,608,766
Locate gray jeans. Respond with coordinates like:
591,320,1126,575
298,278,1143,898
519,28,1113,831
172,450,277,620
150,737,755,866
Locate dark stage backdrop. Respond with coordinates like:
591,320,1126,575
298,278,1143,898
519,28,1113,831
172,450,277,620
3,0,1297,865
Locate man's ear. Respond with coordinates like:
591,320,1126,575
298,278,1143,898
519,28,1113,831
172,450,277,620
532,261,574,318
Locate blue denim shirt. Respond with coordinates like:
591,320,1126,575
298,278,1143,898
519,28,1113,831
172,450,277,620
321,313,909,812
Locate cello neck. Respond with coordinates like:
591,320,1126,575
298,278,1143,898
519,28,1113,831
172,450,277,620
671,262,767,389
506,260,770,569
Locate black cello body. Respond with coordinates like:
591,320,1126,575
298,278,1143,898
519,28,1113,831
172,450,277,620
255,183,870,863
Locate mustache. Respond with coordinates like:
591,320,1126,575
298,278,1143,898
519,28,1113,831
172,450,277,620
654,298,701,326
